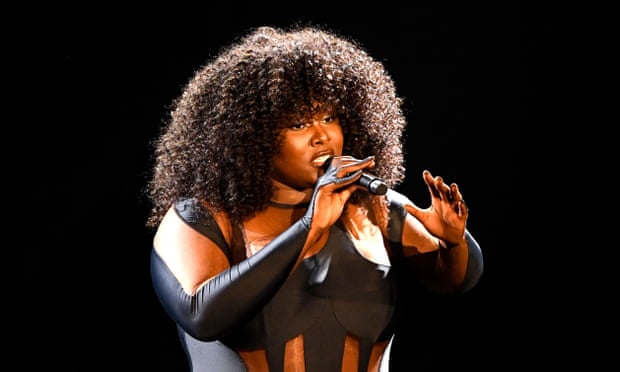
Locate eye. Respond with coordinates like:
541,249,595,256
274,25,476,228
289,122,309,131
322,115,337,124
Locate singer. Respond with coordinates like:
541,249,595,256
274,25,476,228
145,25,483,372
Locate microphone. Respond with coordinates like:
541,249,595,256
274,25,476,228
323,156,389,195
357,173,388,195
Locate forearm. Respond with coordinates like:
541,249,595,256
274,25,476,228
434,230,483,293
386,189,483,293
151,219,309,341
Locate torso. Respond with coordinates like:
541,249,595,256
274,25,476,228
172,195,398,372
226,202,397,372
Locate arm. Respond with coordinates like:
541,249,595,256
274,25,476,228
386,171,483,293
151,156,375,340
151,211,309,341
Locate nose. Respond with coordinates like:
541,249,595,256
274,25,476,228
310,122,329,146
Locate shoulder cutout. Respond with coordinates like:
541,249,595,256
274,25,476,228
174,197,232,261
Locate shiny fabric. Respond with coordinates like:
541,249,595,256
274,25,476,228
174,199,396,372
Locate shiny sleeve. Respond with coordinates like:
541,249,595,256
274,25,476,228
386,189,483,292
150,199,309,341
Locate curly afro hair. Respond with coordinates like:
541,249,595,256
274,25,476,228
146,24,407,227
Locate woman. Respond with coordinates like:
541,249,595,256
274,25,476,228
146,25,483,372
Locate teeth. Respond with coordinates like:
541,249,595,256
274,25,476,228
313,155,331,166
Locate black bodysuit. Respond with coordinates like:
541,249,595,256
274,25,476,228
151,194,483,371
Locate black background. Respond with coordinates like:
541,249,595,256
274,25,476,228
23,3,615,371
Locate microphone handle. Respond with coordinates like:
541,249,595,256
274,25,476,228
358,173,388,195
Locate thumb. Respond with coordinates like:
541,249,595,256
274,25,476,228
403,203,426,221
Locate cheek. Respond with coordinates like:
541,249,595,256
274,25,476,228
276,135,306,158
270,152,311,189
330,126,345,151
271,138,306,179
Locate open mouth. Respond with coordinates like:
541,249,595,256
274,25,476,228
311,154,332,167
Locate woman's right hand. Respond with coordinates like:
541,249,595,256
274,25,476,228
302,155,376,230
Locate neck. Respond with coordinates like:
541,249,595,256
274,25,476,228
270,179,313,207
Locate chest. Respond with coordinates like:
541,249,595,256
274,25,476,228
241,205,390,265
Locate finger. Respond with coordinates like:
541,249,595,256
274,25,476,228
434,175,452,201
337,169,363,186
333,184,357,203
450,183,463,202
450,182,468,217
403,203,424,220
456,199,468,217
422,170,441,199
337,156,375,178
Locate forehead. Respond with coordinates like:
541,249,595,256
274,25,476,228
277,101,336,125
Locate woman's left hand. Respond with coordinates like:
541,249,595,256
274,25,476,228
403,170,468,247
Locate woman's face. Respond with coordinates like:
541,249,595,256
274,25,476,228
271,108,344,191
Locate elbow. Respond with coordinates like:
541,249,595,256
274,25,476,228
458,231,484,293
177,303,233,342
182,321,222,342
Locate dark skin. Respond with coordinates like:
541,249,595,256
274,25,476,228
143,25,484,372
407,170,468,248
153,106,470,371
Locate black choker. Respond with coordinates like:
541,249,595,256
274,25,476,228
269,200,310,209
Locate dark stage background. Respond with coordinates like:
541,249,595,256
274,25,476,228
24,4,613,371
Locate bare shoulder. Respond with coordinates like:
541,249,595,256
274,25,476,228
154,203,232,294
